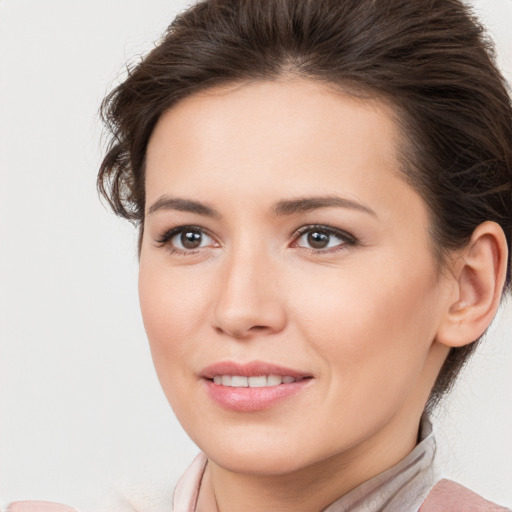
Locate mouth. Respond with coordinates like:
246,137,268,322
210,374,307,387
200,361,313,412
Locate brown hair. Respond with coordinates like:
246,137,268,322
98,0,512,411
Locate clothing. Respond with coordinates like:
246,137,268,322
174,460,512,512
4,503,78,512
174,420,436,511
420,480,511,511
172,418,511,512
4,419,510,511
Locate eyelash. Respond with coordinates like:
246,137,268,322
155,225,217,255
155,224,357,255
291,224,356,254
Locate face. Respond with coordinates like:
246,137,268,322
139,79,451,477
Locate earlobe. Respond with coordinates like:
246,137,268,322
436,221,508,348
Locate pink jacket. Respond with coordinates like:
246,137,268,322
6,479,509,511
420,480,511,511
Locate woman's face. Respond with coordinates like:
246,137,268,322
139,79,451,476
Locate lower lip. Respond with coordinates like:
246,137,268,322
204,379,312,412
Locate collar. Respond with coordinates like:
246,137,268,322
173,416,437,512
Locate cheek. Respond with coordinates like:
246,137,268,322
138,261,209,379
289,257,440,389
138,261,217,426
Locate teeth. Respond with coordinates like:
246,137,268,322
231,376,248,387
212,375,298,387
248,376,267,387
267,375,282,386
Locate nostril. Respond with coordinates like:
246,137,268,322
250,325,269,331
214,324,271,338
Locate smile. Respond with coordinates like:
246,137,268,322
212,375,303,387
200,361,313,412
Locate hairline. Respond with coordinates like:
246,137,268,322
137,74,449,280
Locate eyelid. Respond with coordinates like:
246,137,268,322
154,223,356,255
155,225,219,251
291,224,357,251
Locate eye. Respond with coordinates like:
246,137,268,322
156,226,216,252
292,225,354,252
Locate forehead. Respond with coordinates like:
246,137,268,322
149,79,400,156
145,78,426,225
147,79,403,186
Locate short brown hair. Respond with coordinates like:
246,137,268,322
98,0,512,410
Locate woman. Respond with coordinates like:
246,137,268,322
6,0,511,510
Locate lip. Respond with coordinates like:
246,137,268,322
200,360,311,379
200,360,313,412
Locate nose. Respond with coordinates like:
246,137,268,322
212,245,287,339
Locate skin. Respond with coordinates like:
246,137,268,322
138,78,504,512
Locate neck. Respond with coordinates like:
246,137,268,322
198,411,422,512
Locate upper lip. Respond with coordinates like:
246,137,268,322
200,360,312,380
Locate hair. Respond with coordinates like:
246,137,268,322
98,0,512,411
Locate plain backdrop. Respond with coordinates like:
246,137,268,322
0,0,511,509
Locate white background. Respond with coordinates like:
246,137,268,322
0,0,511,509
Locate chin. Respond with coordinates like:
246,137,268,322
185,424,308,475
209,446,309,476
191,423,347,477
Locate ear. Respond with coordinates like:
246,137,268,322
436,221,508,348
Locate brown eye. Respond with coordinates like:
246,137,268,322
307,231,330,249
180,229,203,249
294,226,351,252
167,227,215,251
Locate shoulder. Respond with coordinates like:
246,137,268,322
4,502,78,512
420,479,511,512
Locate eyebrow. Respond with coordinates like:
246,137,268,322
147,196,221,217
147,194,376,218
272,196,376,217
